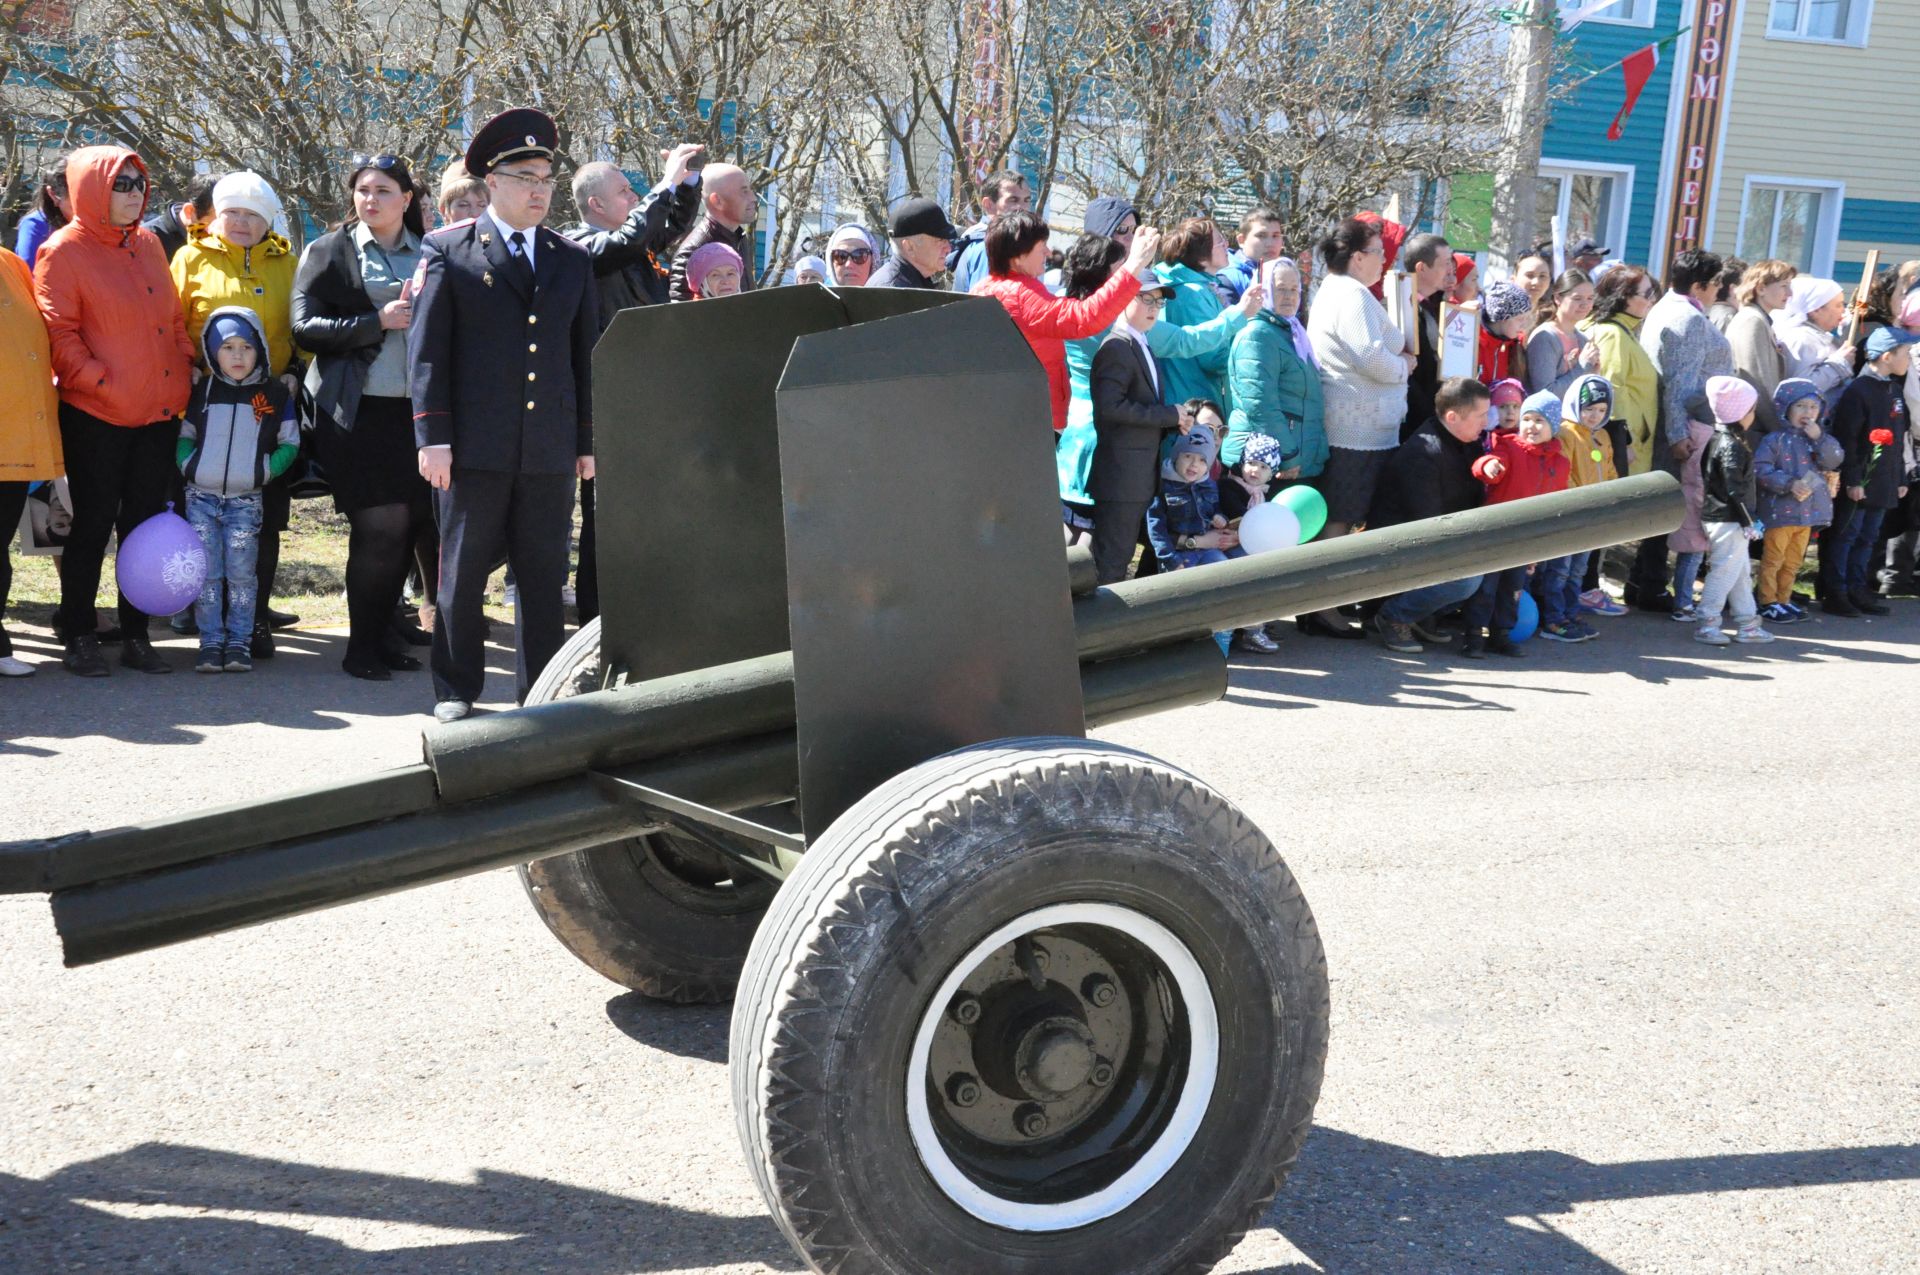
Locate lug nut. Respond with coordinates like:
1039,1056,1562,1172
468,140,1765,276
1081,974,1116,1007
946,1074,981,1107
1090,1060,1115,1086
951,995,981,1025
1015,1103,1049,1137
1031,944,1049,971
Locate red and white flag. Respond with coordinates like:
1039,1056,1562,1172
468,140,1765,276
1608,44,1660,141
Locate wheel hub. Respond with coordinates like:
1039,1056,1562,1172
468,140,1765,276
1015,1018,1096,1100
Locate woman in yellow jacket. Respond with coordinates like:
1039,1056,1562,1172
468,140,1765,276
1579,265,1660,475
1,246,64,675
170,170,302,646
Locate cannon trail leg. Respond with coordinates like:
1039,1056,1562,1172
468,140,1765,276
518,619,776,1003
730,738,1330,1274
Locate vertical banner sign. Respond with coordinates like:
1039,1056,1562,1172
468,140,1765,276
960,0,1012,186
1664,0,1736,265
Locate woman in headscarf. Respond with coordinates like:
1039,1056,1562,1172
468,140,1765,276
825,224,877,287
1447,252,1479,307
1224,258,1325,477
792,255,829,286
1773,275,1855,407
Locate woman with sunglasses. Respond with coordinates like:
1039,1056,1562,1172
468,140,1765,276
825,224,877,287
292,152,433,680
32,146,196,676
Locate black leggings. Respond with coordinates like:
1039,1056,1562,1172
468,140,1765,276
56,405,177,638
345,501,419,663
0,481,27,658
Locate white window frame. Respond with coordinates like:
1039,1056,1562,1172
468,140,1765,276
1537,158,1636,260
1579,0,1657,29
1735,176,1845,276
1766,0,1873,48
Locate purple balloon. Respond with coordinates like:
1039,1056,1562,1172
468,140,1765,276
116,507,208,617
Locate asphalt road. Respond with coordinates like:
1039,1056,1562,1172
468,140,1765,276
2,608,1917,1274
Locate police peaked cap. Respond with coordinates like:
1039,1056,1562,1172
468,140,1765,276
466,108,558,175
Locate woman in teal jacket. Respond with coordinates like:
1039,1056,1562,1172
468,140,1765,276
1057,235,1256,515
1224,258,1327,476
1153,218,1234,408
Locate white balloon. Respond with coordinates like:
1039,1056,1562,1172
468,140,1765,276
1237,502,1301,555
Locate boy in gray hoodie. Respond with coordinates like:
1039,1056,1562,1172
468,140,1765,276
177,306,298,671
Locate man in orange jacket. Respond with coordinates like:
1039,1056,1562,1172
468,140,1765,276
33,145,194,676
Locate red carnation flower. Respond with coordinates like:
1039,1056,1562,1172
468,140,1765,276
1870,428,1895,446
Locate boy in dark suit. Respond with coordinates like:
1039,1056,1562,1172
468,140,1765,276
1086,268,1195,584
408,107,600,722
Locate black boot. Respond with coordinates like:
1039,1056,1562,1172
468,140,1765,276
250,621,277,659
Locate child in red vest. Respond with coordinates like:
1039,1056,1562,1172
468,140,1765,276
1457,388,1570,656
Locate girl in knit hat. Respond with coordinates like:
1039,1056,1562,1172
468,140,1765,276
1476,281,1532,387
1692,375,1774,645
1751,378,1842,622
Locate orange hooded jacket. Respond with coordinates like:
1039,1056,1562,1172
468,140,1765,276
32,146,194,427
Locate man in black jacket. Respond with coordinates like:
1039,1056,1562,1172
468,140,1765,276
142,173,217,264
1086,269,1196,583
869,197,956,289
1368,376,1490,653
409,108,599,722
668,163,757,302
1402,232,1452,441
561,145,703,625
563,148,705,325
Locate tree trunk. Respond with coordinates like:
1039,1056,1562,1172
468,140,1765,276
1487,0,1557,279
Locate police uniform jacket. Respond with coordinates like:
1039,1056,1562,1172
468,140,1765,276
408,217,598,474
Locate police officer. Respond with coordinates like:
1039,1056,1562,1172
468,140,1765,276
408,108,598,722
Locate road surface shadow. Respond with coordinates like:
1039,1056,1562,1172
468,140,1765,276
605,992,731,1064
0,1143,800,1273
1250,1127,1920,1273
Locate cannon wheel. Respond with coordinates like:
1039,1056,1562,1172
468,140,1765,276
731,738,1329,1274
517,618,777,1004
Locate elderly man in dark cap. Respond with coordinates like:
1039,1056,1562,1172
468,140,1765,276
408,107,599,723
869,197,957,289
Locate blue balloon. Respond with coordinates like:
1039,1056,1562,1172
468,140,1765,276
1509,589,1539,642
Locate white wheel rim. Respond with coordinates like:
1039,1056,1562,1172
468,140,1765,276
905,901,1220,1231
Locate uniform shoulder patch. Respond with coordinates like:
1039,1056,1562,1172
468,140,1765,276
426,218,478,239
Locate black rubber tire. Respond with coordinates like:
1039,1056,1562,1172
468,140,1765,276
516,618,777,1004
730,737,1330,1275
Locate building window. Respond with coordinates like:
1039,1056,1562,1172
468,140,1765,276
1537,161,1634,259
1737,179,1843,274
1768,0,1871,45
1579,0,1656,26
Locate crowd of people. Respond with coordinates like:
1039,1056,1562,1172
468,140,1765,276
4,134,1917,709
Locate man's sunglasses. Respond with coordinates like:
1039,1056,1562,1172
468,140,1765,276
110,173,148,194
830,248,873,264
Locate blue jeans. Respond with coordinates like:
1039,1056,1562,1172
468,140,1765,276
1672,551,1703,606
1381,574,1483,625
1827,505,1887,594
1534,551,1591,627
186,487,262,651
1464,565,1529,635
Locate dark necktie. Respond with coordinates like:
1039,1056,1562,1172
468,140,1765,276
508,229,534,288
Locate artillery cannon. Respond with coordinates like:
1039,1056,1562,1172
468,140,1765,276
1,285,1683,1274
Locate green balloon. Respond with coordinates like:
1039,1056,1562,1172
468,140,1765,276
1277,484,1327,543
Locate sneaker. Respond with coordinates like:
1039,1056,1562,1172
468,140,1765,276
1458,631,1487,659
1580,595,1628,617
1235,626,1279,654
1758,603,1792,624
1486,632,1526,657
196,647,225,674
0,654,34,678
1693,625,1731,646
1539,621,1581,643
120,633,171,674
224,646,254,672
250,622,277,659
1784,602,1809,622
1733,624,1776,644
1374,614,1423,654
1409,618,1452,644
1669,604,1702,624
1570,620,1600,642
62,634,110,677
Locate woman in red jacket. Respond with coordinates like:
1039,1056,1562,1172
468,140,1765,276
972,212,1160,432
33,145,195,676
